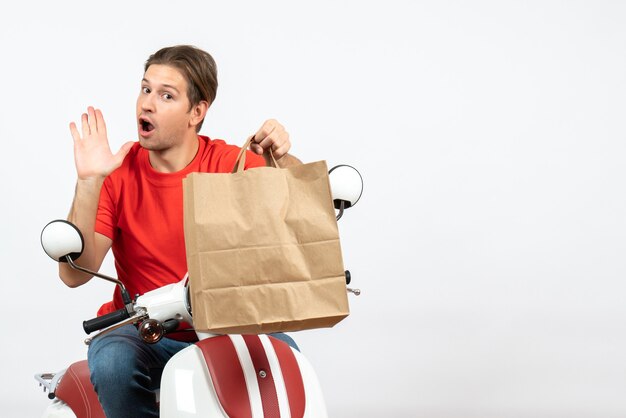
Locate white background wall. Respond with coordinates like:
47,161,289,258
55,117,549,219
1,1,625,417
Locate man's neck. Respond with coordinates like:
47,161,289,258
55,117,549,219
148,134,200,173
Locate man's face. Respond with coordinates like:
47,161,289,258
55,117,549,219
136,64,195,150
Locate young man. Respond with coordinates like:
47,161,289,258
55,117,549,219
60,45,301,418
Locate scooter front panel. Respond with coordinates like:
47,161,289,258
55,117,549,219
291,349,328,418
159,343,231,417
240,335,281,416
269,337,305,417
161,334,328,418
223,335,308,418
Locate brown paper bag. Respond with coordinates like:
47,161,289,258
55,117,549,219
183,137,349,334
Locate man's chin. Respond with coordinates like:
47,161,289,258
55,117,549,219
138,136,158,150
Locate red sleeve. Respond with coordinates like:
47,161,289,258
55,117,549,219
244,149,266,169
212,142,267,172
204,135,271,172
95,176,117,240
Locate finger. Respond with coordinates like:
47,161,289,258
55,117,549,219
255,134,277,151
277,130,290,150
95,109,107,138
272,143,290,159
253,120,276,143
81,113,90,137
87,106,98,133
69,122,81,143
259,129,289,152
249,143,263,155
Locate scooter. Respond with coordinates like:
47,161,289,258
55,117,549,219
36,165,363,418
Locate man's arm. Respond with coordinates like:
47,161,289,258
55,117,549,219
276,153,302,167
59,106,133,287
60,178,112,287
249,119,301,167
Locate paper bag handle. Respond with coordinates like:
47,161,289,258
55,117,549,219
232,135,279,173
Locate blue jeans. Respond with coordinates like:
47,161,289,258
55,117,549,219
87,325,298,418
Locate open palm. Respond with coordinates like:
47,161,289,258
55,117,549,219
70,107,133,180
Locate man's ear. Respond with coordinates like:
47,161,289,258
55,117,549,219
189,101,209,128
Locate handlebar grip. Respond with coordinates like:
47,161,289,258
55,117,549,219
83,309,131,334
162,319,180,335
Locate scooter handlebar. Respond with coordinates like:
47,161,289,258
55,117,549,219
83,309,131,334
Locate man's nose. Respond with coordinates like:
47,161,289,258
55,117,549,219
140,94,155,112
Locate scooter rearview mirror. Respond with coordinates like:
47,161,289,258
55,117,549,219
41,219,133,307
329,165,363,220
329,165,363,208
41,220,84,262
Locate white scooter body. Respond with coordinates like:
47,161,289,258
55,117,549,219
39,278,328,418
40,340,326,418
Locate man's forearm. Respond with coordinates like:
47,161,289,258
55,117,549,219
60,177,105,287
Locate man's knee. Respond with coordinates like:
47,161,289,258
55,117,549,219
88,331,143,386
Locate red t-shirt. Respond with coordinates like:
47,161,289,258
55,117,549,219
95,135,265,318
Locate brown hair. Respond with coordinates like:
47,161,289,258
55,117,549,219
145,45,218,131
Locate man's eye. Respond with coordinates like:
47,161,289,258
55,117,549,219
163,93,173,100
142,87,151,94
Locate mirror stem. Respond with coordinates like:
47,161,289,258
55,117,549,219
336,200,346,221
65,256,132,306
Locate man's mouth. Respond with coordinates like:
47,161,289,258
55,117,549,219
139,117,155,135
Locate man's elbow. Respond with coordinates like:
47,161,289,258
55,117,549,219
58,269,90,288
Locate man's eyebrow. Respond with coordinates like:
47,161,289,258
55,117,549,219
141,78,181,93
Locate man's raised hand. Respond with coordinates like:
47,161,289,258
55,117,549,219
70,106,134,180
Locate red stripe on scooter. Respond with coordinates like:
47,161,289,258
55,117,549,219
243,335,281,417
270,337,306,418
197,336,252,418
